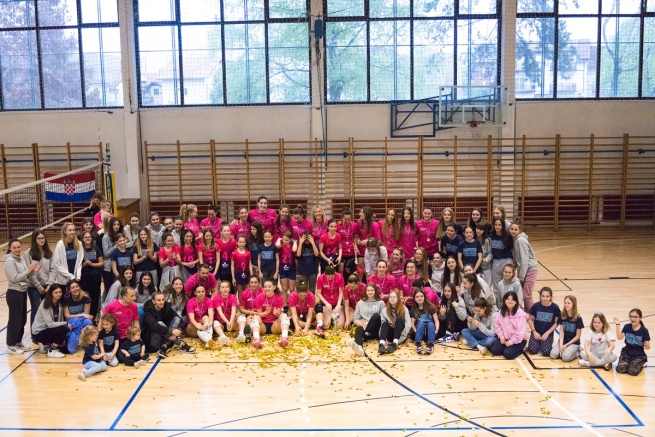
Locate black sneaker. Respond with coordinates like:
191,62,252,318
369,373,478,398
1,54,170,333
179,341,196,354
244,325,252,343
386,343,397,354
378,344,387,355
157,345,168,359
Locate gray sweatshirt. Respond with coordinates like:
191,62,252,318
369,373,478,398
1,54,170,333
123,225,140,249
381,305,412,343
467,307,498,337
479,238,493,271
462,285,495,314
23,249,56,289
31,301,67,335
354,299,386,323
102,233,117,272
513,232,538,280
4,253,35,292
430,263,445,293
495,276,523,309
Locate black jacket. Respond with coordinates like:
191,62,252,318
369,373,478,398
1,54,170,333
142,299,183,351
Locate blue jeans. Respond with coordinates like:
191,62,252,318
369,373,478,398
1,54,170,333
83,360,108,377
461,328,497,349
415,318,436,345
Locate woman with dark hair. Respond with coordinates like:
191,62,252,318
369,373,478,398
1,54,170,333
249,196,278,233
398,207,417,261
5,239,38,354
490,291,528,359
79,230,104,318
32,285,69,357
102,217,124,292
23,229,56,327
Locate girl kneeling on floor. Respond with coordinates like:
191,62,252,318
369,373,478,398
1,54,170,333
410,287,439,355
528,287,560,356
461,297,498,355
491,291,527,359
379,290,411,355
579,312,616,371
551,295,583,362
614,309,650,376
348,283,385,357
253,279,290,349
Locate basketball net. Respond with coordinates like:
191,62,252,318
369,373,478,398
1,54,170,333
466,120,486,140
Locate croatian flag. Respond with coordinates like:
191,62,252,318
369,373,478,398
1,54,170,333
44,171,96,202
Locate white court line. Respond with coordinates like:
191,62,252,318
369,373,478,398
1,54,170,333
516,356,605,437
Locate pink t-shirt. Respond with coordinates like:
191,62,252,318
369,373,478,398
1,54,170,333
199,217,223,237
288,291,316,315
311,218,329,240
158,245,179,267
274,219,293,241
424,286,441,307
367,274,397,299
255,293,285,323
197,242,218,268
416,219,439,256
291,218,313,240
216,238,236,272
185,219,201,238
398,223,417,260
103,300,139,339
378,220,399,252
180,244,198,264
337,221,358,258
319,232,342,256
279,244,296,271
249,209,277,233
398,274,420,305
356,220,382,255
346,282,366,309
231,249,252,281
315,273,344,306
239,287,263,311
186,297,212,321
184,273,218,296
389,262,404,280
212,293,237,322
230,221,250,240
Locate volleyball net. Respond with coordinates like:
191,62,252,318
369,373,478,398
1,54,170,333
0,162,105,250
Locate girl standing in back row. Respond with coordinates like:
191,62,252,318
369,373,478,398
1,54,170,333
509,221,537,311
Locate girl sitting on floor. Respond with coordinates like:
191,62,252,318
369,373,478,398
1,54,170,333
347,283,385,357
614,309,650,376
579,312,616,371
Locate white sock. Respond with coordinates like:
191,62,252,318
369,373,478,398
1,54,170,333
393,339,399,345
250,322,260,339
281,317,290,338
380,340,385,345
317,320,323,328
239,328,244,335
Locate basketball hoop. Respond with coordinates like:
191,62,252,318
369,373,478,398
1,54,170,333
466,120,486,140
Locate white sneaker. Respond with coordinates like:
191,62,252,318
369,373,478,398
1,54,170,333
477,345,488,355
218,336,230,347
38,343,47,354
206,339,215,349
134,361,142,369
16,343,32,352
461,338,468,346
7,346,24,355
236,333,246,343
579,359,590,367
77,372,86,381
137,360,147,367
348,338,358,353
47,349,65,358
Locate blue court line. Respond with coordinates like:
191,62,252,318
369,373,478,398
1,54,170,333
110,358,161,430
591,369,644,426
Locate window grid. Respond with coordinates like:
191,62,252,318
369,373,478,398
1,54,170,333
134,0,311,107
323,0,503,103
0,0,122,111
516,0,655,100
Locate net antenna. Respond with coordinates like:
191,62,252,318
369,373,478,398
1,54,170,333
466,120,486,140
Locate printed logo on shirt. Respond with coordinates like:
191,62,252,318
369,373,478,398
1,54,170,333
66,249,77,260
117,257,132,267
490,240,504,249
562,321,577,333
103,335,115,345
68,303,84,315
261,251,274,260
462,248,478,257
446,243,458,253
625,333,643,346
128,344,141,354
84,252,97,261
535,311,554,323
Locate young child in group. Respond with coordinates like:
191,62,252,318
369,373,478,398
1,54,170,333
314,265,345,338
528,287,561,356
410,288,439,355
348,283,385,357
217,224,237,284
344,274,366,328
258,230,279,282
551,295,583,362
436,282,467,343
430,251,445,294
379,290,411,354
476,221,493,287
185,284,215,348
367,260,397,302
461,297,498,355
159,232,180,289
198,228,219,278
119,326,149,368
275,231,298,302
212,280,237,346
388,248,405,280
179,229,199,282
496,264,522,310
231,236,253,294
491,291,528,360
94,201,113,232
78,326,108,381
457,226,482,272
614,309,651,376
253,279,290,348
97,314,119,367
319,219,342,272
363,238,387,278
509,221,537,311
288,280,316,336
579,312,616,371
236,275,264,343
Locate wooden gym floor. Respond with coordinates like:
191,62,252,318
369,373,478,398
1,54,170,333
0,228,654,436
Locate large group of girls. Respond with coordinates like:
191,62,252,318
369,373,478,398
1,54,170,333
3,195,650,381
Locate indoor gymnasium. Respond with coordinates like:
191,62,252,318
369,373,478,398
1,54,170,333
0,0,654,435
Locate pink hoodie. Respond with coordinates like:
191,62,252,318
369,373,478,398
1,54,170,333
494,307,528,346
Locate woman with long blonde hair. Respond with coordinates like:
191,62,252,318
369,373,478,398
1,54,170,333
53,222,84,291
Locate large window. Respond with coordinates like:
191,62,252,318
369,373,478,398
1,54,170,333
135,0,310,106
0,0,123,110
516,0,655,99
324,0,501,103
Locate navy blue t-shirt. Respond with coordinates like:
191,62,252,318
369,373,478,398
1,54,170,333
621,324,651,358
561,316,584,345
489,233,513,260
82,246,103,277
457,239,482,271
133,243,160,272
258,243,278,272
111,248,133,274
120,338,144,356
297,243,319,276
64,294,91,315
441,234,463,257
83,343,100,364
98,328,119,350
530,302,561,335
66,242,77,274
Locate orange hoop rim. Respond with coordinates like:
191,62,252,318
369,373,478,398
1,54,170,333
466,120,486,128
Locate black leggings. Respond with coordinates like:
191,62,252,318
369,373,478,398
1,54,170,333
354,313,381,346
380,317,405,343
118,350,149,367
33,324,68,347
80,274,102,319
